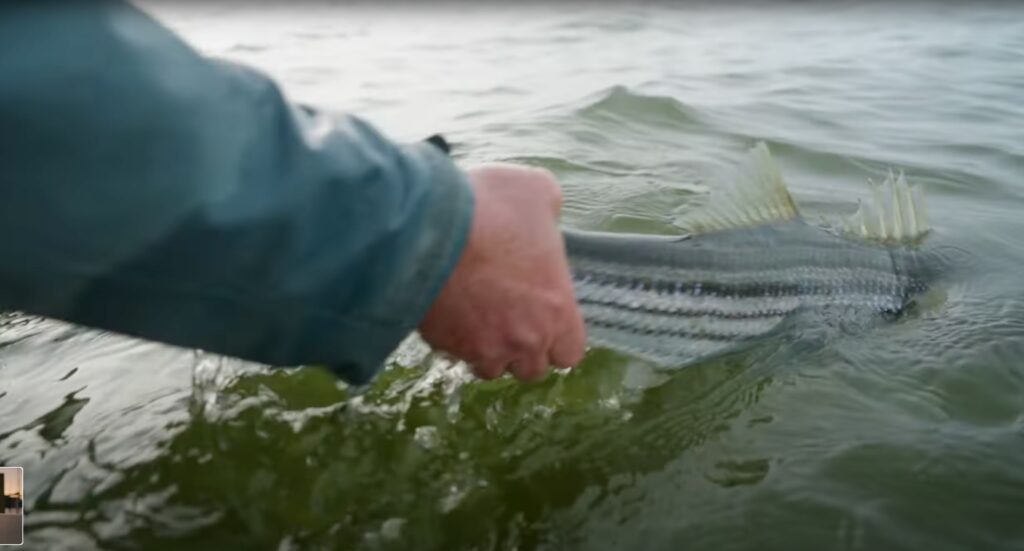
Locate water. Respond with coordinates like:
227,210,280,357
3,3,1024,549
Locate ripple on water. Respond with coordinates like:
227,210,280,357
8,2,1024,548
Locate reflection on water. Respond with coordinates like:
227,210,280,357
4,2,1024,549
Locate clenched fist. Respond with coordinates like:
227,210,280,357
418,164,586,381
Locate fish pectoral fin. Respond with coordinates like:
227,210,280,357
673,142,802,235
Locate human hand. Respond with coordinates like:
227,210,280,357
418,164,587,381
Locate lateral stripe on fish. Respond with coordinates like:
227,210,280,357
562,141,933,368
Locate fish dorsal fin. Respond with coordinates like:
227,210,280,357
673,142,800,235
840,169,930,245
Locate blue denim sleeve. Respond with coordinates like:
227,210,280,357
0,2,473,384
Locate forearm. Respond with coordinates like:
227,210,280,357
0,2,472,383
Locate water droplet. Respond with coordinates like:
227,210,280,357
380,518,406,541
414,426,440,450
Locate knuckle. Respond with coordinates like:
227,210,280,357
507,327,544,354
544,288,576,316
474,345,506,367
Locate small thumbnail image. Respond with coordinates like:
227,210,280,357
0,467,23,546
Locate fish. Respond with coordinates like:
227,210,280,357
564,142,944,367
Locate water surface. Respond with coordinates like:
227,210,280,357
3,3,1024,549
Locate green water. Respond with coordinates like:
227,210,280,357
4,3,1024,549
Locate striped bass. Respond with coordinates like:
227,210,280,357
564,142,941,367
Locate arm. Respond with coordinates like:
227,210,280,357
0,2,471,384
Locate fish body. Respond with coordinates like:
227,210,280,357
564,143,936,367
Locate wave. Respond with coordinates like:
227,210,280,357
571,85,706,130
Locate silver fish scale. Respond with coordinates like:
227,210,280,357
564,221,921,368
